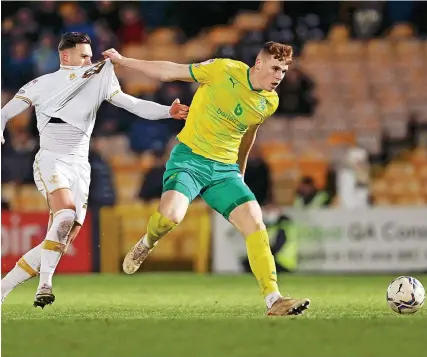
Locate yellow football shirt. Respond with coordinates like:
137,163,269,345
177,58,279,164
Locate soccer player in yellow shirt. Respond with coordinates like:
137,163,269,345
103,42,310,316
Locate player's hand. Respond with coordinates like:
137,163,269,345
1,130,5,145
169,98,189,120
102,48,123,64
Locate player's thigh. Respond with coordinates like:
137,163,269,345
33,149,75,213
71,161,91,225
228,200,266,237
158,190,190,224
202,176,260,234
161,143,210,222
161,168,202,223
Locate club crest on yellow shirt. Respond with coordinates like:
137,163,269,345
258,98,267,111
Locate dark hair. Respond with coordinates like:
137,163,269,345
58,32,91,51
260,41,293,65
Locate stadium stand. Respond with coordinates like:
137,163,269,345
2,1,427,210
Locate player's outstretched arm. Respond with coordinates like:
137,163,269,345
238,124,260,176
102,48,193,82
109,91,189,120
1,97,32,144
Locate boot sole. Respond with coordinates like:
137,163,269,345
33,294,55,309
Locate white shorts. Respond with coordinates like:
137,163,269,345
33,149,91,225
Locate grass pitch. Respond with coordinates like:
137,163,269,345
2,273,426,357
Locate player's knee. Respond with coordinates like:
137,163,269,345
158,209,184,225
48,188,76,213
158,190,189,224
242,221,266,237
47,209,76,245
229,201,265,237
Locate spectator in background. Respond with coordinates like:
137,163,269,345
93,20,119,58
35,1,63,35
244,144,272,206
293,176,330,209
62,7,96,45
276,67,317,117
13,7,39,42
118,6,146,45
33,32,59,76
138,149,167,202
138,138,177,202
89,1,120,32
352,2,385,39
3,40,34,90
154,82,193,135
88,138,116,207
1,129,38,185
1,199,11,211
337,146,370,208
128,102,171,153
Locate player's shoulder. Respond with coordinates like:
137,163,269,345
258,90,279,114
267,89,279,100
199,58,247,71
259,87,279,100
268,90,279,105
19,73,53,92
220,58,248,71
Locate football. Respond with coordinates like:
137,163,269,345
386,276,425,314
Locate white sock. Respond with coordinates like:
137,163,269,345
24,243,42,271
38,209,76,290
1,244,42,302
265,291,282,309
1,267,31,301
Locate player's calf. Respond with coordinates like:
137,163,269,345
35,208,76,308
123,190,188,274
229,200,310,314
1,250,40,303
122,211,177,274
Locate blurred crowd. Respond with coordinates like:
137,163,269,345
2,1,426,210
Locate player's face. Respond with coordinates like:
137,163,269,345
258,56,288,91
62,44,93,67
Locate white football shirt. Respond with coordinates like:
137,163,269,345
3,59,173,157
17,59,119,135
13,59,118,156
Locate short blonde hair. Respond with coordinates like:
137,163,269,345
260,41,293,65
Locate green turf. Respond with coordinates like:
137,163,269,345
2,273,426,357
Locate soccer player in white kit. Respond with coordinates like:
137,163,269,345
0,32,189,308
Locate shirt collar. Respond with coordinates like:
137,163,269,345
247,68,263,92
60,65,81,70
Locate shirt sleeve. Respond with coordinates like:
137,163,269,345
106,67,122,102
14,78,41,106
188,58,227,84
108,92,171,120
1,96,31,131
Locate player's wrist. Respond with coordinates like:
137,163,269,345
115,56,127,66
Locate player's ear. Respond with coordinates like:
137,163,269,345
60,50,67,63
255,57,261,71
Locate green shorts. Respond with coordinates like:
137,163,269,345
163,142,256,219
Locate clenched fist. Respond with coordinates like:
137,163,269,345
102,48,124,65
169,99,189,120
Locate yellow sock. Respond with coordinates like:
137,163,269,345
146,211,177,246
245,229,279,297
